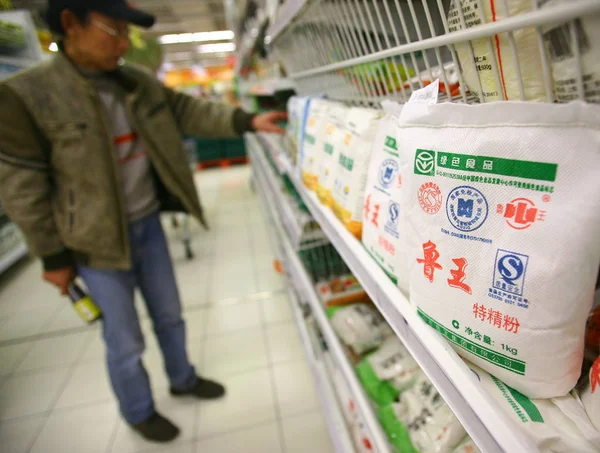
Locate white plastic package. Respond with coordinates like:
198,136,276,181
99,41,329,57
330,304,392,355
301,99,332,191
452,437,481,453
448,0,546,101
397,100,600,398
361,100,409,293
332,107,382,238
539,0,600,103
467,362,600,452
316,104,350,208
395,373,466,453
367,336,421,392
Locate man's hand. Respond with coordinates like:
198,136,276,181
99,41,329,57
43,267,76,296
251,111,287,134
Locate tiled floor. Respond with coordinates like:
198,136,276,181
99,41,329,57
0,166,334,453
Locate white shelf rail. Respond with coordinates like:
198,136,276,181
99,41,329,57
247,133,393,453
256,134,541,453
267,0,600,105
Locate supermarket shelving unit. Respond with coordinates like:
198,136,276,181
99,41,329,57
0,9,45,274
247,132,392,453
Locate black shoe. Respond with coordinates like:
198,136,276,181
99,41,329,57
170,376,226,399
131,412,180,443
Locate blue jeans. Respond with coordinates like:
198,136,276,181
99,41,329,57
77,212,196,424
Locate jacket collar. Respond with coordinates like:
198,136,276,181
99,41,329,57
51,51,142,96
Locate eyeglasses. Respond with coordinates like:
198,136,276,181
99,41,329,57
91,20,130,39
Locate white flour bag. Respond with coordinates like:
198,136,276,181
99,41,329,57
397,101,600,398
452,437,481,453
467,362,600,452
330,304,392,355
362,101,410,293
396,373,466,453
316,104,349,208
332,107,383,238
448,0,546,101
539,0,600,103
301,99,332,191
581,357,600,432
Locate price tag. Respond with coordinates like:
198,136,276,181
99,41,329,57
408,79,440,104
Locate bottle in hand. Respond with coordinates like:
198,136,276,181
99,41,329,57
68,282,102,324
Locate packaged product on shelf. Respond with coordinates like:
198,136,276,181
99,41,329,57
361,100,410,294
316,104,350,207
467,362,600,452
397,100,600,398
286,96,311,165
452,437,481,453
538,0,600,103
447,0,546,101
332,107,383,238
580,356,600,432
356,336,420,405
316,274,370,308
301,98,332,190
329,303,392,355
395,373,467,453
378,404,419,453
331,360,360,425
351,421,376,453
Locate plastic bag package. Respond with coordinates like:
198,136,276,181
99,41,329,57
452,437,481,453
361,101,409,294
448,0,546,101
329,304,392,355
467,361,600,452
316,104,350,208
539,0,600,103
287,96,311,166
301,99,332,191
395,373,466,453
356,336,420,405
396,100,600,398
331,107,383,238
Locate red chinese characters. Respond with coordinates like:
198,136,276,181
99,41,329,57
364,194,381,228
378,236,395,256
447,258,472,294
497,197,546,230
417,241,443,283
473,303,520,334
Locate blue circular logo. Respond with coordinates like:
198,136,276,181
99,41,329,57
446,185,488,232
498,255,524,284
378,159,399,188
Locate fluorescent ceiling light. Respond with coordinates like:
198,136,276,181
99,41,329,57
197,43,236,54
49,42,58,52
159,30,234,45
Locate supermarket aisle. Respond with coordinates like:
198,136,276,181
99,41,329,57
0,166,335,453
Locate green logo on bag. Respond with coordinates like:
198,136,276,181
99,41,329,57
385,136,397,151
414,149,436,176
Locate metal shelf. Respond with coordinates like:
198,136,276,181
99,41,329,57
0,241,28,275
248,132,392,453
256,133,540,453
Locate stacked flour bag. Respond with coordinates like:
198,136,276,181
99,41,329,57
447,0,546,101
329,303,392,356
467,362,600,452
331,107,383,238
356,336,421,405
301,99,332,191
538,0,600,103
361,100,410,294
396,100,600,398
580,356,600,433
379,373,466,453
316,104,350,208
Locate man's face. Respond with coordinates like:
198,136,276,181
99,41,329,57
64,11,130,71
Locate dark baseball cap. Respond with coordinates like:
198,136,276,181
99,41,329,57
47,0,156,28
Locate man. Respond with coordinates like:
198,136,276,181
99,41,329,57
0,0,285,443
